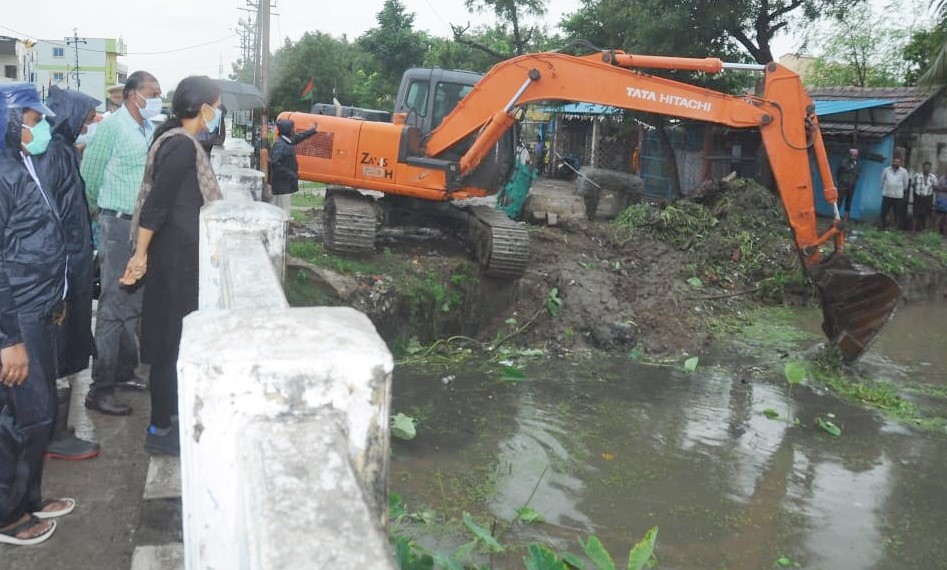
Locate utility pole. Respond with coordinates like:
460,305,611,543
66,28,86,89
259,0,270,152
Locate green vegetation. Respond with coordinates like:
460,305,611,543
287,239,392,275
847,228,947,276
291,191,325,208
614,180,805,302
389,490,660,570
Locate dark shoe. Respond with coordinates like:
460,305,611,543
144,426,179,456
85,393,132,416
117,377,148,391
46,434,101,461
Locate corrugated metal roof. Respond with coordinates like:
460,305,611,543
807,86,944,138
814,99,894,116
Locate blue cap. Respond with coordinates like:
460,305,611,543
0,82,55,117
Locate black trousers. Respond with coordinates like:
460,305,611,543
838,186,855,215
149,359,177,430
0,317,56,525
880,197,904,229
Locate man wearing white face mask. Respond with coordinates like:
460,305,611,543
80,70,162,416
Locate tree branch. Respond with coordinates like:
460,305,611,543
730,28,762,62
769,0,806,22
451,23,510,61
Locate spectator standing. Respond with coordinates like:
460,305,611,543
32,86,101,460
533,135,547,174
0,83,75,546
937,171,947,237
121,76,223,455
104,84,125,114
910,161,937,233
268,119,317,216
879,156,910,230
835,148,860,221
80,71,162,416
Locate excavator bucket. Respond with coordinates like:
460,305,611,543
807,255,902,362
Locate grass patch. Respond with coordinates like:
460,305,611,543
849,227,947,275
287,239,387,275
298,181,326,190
291,192,325,208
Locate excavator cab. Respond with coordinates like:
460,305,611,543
394,68,518,193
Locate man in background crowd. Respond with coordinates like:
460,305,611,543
80,70,162,416
879,156,909,231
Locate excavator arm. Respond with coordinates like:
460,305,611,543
427,52,839,268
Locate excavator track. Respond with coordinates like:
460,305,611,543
467,206,529,278
324,191,376,255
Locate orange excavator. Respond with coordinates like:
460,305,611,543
278,48,901,361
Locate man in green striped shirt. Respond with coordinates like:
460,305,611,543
80,70,161,416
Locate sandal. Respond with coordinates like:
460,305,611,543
0,515,57,546
32,498,76,520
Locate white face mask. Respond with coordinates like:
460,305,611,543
136,92,163,119
76,122,97,146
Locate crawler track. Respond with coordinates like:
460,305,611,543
323,191,376,254
468,206,529,278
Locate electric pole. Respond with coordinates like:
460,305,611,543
259,0,270,151
66,28,86,89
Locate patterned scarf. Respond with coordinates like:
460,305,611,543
130,126,222,244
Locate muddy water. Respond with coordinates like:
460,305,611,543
392,341,947,569
791,301,947,386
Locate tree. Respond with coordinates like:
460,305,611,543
904,28,945,85
709,0,861,65
357,0,430,105
267,32,365,113
452,0,557,60
806,6,908,87
919,0,947,84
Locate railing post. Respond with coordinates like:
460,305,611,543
198,200,288,310
178,307,394,569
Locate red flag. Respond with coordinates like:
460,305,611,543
300,78,315,99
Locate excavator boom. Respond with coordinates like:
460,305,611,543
282,49,901,361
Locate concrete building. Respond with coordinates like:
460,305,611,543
0,36,40,85
779,53,817,82
35,36,127,109
0,36,18,82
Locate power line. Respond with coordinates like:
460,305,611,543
0,24,235,55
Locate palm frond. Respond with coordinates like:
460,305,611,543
919,42,947,85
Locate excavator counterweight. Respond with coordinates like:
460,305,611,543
281,48,902,361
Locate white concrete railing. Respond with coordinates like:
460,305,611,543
177,155,395,569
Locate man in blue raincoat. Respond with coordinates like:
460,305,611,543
0,83,74,545
32,86,101,461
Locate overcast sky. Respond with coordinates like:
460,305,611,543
2,0,805,93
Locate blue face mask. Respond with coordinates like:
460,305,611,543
22,118,52,155
204,106,222,133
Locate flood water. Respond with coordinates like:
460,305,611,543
390,304,947,569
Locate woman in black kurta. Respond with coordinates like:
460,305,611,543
121,76,222,456
137,134,203,434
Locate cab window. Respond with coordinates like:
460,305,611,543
432,82,474,128
404,80,429,117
